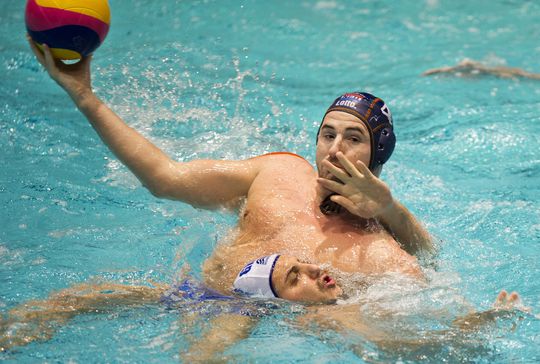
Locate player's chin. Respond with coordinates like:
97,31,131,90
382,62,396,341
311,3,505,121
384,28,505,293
321,295,339,304
307,296,337,305
321,287,342,304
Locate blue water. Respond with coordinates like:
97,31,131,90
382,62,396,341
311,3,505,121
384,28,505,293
1,0,539,362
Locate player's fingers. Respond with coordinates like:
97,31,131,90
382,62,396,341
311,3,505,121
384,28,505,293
335,152,363,179
494,290,508,308
508,291,520,303
27,35,47,66
80,54,93,70
330,195,358,215
317,178,345,195
42,44,58,73
355,160,373,179
322,160,350,182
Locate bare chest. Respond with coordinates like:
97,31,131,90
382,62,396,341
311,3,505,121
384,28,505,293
238,189,408,275
203,164,421,292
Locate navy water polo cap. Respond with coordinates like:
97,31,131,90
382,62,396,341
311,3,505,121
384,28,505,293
318,92,396,172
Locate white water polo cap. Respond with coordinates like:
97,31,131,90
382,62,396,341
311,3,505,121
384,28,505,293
233,254,281,298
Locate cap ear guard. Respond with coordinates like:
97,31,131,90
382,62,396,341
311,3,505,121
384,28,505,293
233,254,281,298
374,126,396,167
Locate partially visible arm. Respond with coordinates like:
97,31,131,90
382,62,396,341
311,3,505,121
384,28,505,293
452,290,530,330
423,58,540,79
0,282,166,352
28,39,263,209
377,199,434,255
75,91,262,208
181,314,257,362
298,291,529,357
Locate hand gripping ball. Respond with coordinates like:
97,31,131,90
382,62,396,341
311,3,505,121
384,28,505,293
25,0,111,60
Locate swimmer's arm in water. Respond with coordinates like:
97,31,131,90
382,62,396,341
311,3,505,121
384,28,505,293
181,313,257,362
28,38,265,209
297,291,529,355
423,58,540,79
0,282,167,352
452,290,531,330
317,152,434,255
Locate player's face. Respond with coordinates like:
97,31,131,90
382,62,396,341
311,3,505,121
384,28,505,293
316,111,372,182
272,255,342,303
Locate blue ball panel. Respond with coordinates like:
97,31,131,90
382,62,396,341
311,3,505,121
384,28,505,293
27,25,101,57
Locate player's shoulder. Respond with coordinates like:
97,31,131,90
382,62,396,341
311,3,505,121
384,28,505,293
252,152,312,168
247,152,314,175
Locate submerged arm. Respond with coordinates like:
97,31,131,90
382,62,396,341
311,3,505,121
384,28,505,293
452,290,530,330
297,291,528,357
182,313,257,362
423,58,540,79
0,282,166,352
28,39,262,209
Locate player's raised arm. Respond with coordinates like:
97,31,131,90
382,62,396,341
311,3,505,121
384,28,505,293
28,38,263,209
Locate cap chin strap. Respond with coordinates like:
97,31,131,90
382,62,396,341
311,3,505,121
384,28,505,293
320,194,342,215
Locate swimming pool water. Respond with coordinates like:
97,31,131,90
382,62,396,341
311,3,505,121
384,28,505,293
1,0,539,362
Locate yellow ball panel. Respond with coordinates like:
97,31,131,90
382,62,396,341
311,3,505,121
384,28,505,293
36,42,82,60
67,7,111,25
35,0,111,24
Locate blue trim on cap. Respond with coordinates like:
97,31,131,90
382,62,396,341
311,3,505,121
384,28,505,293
268,255,281,298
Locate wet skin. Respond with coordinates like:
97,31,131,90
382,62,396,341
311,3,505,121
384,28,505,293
204,111,423,299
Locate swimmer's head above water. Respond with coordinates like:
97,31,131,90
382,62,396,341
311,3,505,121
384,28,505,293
233,254,342,303
316,92,396,214
317,92,395,173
